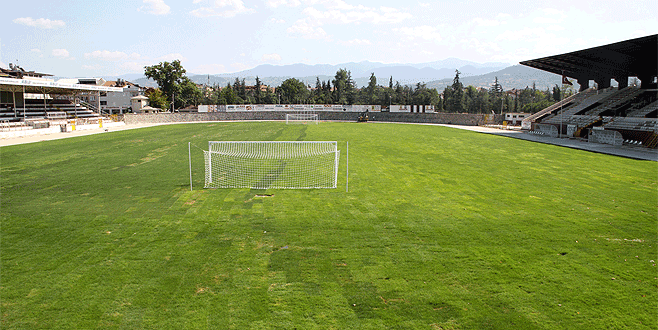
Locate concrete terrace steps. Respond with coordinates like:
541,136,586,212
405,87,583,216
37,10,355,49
584,87,644,116
627,100,658,118
605,117,658,132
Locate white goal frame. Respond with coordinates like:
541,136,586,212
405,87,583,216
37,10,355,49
286,113,319,124
205,141,339,189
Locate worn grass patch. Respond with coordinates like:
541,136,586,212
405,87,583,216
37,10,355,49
1,122,656,329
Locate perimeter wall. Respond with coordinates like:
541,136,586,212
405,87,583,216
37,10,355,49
124,112,503,126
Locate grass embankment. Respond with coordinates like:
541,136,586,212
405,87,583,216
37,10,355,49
1,122,656,329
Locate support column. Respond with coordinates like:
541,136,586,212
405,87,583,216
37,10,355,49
577,77,589,92
12,90,16,117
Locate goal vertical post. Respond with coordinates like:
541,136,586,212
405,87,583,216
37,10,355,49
189,142,193,191
346,141,349,192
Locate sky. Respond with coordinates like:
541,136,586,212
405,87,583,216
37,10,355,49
1,0,656,77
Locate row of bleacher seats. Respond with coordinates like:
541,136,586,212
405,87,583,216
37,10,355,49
0,103,98,121
584,87,644,116
627,99,658,118
604,117,658,132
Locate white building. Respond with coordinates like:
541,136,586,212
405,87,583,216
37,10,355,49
100,80,144,114
504,113,530,125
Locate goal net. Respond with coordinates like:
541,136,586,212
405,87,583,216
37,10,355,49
204,141,339,189
286,113,319,124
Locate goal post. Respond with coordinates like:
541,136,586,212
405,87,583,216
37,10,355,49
204,141,339,189
286,113,319,124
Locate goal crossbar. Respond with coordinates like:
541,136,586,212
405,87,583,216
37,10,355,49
286,113,318,124
205,141,339,189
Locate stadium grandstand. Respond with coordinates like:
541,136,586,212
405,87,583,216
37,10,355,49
520,34,658,148
0,64,122,131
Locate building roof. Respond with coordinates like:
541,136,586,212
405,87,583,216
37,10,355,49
0,77,123,94
103,79,141,88
0,64,53,79
519,34,657,79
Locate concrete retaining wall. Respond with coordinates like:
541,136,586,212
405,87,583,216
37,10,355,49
124,112,503,126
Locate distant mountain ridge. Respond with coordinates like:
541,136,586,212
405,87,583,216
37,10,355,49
129,58,510,88
209,58,509,81
124,60,571,92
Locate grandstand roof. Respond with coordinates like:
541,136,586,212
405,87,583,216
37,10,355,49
520,34,657,79
0,77,122,94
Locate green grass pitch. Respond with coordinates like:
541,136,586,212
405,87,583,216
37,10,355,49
1,122,656,329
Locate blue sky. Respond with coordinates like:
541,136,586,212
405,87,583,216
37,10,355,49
1,0,656,77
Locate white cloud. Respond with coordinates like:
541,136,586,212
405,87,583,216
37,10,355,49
154,53,188,62
533,17,559,24
301,5,411,25
191,63,227,74
13,17,65,29
138,0,170,15
84,50,141,61
338,38,372,46
231,62,249,71
459,38,501,56
496,27,546,42
394,26,442,42
287,20,329,39
82,64,100,70
190,0,255,18
120,62,147,74
270,18,286,24
496,13,512,20
30,48,41,53
261,53,282,62
52,49,70,58
265,0,300,8
472,17,500,27
540,8,566,18
419,2,430,8
283,2,412,41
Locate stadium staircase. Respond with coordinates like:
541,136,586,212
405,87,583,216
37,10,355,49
542,88,616,124
521,88,594,126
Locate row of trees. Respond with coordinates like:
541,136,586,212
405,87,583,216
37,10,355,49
441,70,574,114
144,61,572,114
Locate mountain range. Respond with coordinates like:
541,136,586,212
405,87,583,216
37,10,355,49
107,59,569,91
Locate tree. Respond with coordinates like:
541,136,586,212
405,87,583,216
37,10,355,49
446,70,464,113
222,83,238,104
255,76,262,104
178,77,202,108
552,84,561,102
144,60,186,111
145,88,169,111
278,78,308,104
365,73,378,105
332,69,348,104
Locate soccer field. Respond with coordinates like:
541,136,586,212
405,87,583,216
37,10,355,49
1,122,656,329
